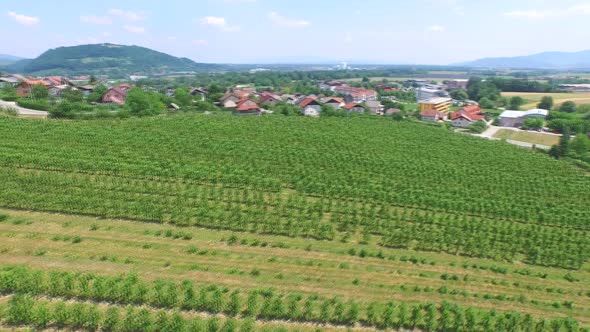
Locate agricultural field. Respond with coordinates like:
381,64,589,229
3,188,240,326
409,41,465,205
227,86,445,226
0,114,589,331
501,92,590,109
493,129,561,146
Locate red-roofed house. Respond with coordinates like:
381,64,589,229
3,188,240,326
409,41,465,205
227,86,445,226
42,76,72,87
321,97,345,109
343,102,365,113
259,93,282,106
234,99,261,115
333,86,378,103
450,105,486,127
102,84,133,105
420,109,444,122
233,88,256,99
297,97,322,117
17,80,50,97
220,93,240,108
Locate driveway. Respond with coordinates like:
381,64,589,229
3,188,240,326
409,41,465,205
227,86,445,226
474,125,552,150
0,99,48,119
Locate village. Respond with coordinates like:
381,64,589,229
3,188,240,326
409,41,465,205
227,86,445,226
0,73,552,136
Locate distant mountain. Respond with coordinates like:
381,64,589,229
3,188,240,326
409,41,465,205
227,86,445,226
457,50,590,69
0,54,25,66
2,43,223,77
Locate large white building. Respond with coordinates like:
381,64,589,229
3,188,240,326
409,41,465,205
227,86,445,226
499,109,548,127
416,85,450,102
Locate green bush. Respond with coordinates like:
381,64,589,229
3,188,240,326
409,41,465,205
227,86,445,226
17,98,50,111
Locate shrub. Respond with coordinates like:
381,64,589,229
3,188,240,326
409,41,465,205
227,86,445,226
17,98,50,111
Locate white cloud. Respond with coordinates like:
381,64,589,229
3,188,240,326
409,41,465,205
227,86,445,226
505,3,590,19
124,25,145,33
193,39,209,46
7,11,39,26
80,15,112,25
428,25,445,32
109,9,146,22
268,12,310,28
200,16,240,32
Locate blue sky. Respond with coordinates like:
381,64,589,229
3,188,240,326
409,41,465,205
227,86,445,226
2,0,589,64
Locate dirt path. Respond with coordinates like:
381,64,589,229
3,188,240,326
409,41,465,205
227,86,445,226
0,99,48,118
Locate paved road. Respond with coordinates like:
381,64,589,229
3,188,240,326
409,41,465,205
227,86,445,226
0,99,48,118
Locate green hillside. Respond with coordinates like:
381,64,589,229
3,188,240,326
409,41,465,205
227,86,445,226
2,43,221,76
0,115,588,330
0,54,25,66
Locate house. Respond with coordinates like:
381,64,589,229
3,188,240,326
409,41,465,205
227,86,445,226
375,84,397,92
343,102,365,113
48,85,71,97
233,87,256,98
16,80,50,97
77,85,95,97
297,97,322,116
102,84,133,104
419,97,452,114
319,80,346,91
220,93,240,108
499,109,548,127
385,108,402,116
190,88,208,101
320,97,344,109
365,100,384,115
333,86,378,103
445,79,469,90
234,98,261,115
420,109,444,122
0,76,20,88
259,93,282,106
43,76,72,87
281,94,297,104
450,106,486,128
416,85,450,101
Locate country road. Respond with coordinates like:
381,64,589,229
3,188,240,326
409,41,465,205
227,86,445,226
0,99,48,118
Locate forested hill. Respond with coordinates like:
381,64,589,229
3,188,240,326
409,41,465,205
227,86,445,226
2,43,223,77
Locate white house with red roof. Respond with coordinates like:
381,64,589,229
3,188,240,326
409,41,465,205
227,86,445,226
450,105,486,128
420,109,444,122
342,102,365,113
297,97,322,117
321,97,345,109
102,84,133,105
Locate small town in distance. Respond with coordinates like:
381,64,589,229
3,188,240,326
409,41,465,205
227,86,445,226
1,63,588,156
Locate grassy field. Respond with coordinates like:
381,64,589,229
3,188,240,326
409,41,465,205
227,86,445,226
493,129,561,146
501,92,590,109
0,208,589,329
0,115,588,331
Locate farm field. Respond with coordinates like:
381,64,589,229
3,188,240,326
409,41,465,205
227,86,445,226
0,114,589,331
493,129,560,146
501,92,590,109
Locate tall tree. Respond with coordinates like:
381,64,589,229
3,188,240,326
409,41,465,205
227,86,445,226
509,96,525,110
560,101,577,113
537,96,554,110
571,133,590,156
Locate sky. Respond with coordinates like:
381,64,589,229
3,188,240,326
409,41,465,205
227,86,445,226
1,0,590,64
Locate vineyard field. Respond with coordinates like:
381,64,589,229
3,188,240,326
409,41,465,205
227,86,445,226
0,114,588,331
